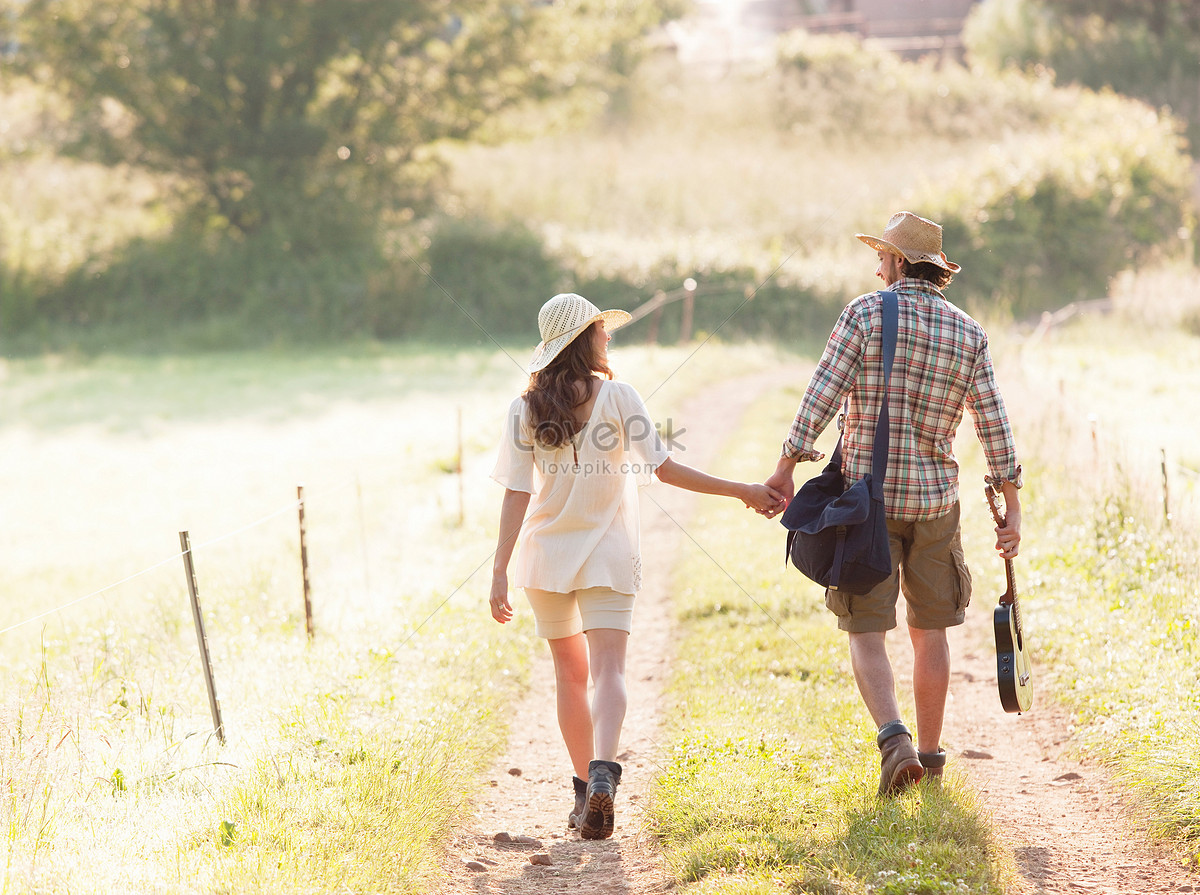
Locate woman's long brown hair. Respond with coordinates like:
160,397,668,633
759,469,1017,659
524,322,614,448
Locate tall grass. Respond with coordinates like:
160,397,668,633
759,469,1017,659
442,56,976,295
2,34,1191,345
0,345,538,892
997,298,1200,857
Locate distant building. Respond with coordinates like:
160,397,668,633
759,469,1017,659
662,0,982,66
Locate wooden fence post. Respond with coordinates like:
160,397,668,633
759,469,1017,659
356,474,371,597
457,407,465,527
1162,448,1171,525
179,531,226,746
679,278,696,345
297,485,314,639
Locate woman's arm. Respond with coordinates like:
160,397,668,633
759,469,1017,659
490,488,532,624
654,457,785,515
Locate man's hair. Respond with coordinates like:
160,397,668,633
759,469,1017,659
900,259,954,288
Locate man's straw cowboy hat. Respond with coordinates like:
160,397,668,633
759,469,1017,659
856,211,961,273
528,293,632,374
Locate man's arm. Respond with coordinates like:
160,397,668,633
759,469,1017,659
765,455,798,506
782,302,868,464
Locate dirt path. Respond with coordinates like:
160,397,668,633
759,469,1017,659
940,625,1198,894
438,367,1198,894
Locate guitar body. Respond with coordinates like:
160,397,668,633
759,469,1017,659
993,601,1033,713
986,485,1033,714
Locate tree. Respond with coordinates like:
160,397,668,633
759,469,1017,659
1043,1,1200,39
4,0,670,240
964,0,1200,145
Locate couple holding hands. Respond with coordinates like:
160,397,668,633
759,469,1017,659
489,212,1023,839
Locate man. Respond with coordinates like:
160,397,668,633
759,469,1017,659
766,211,1023,795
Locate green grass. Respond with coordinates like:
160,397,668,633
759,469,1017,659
3,30,1200,884
647,387,1014,894
0,343,539,892
0,341,784,892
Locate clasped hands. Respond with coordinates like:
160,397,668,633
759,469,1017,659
741,480,789,519
739,466,796,520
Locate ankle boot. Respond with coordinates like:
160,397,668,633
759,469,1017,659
579,759,622,840
876,721,923,796
567,775,587,830
918,748,947,784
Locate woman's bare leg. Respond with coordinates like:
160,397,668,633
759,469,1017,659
584,628,629,761
547,633,594,777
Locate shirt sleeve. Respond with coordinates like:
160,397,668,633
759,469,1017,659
613,382,669,486
783,300,867,461
490,396,535,493
966,339,1022,488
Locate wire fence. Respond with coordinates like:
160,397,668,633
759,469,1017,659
0,474,350,640
1022,300,1200,528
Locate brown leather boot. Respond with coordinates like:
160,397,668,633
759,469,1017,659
876,721,924,796
567,775,587,830
579,760,622,840
919,749,947,785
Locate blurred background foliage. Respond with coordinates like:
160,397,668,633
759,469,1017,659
965,0,1200,146
0,0,1195,351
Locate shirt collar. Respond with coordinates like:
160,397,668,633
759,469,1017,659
885,277,946,301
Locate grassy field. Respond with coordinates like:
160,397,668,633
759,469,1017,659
0,340,787,892
5,297,1197,893
441,58,1050,298
0,344,536,892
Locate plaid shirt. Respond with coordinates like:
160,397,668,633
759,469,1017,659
783,278,1021,521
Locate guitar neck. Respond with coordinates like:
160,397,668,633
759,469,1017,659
986,485,1019,606
1001,557,1018,606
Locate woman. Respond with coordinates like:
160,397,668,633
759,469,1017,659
490,293,783,840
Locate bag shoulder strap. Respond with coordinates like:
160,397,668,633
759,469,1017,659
871,291,899,484
830,291,898,478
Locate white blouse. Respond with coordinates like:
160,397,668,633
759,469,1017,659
491,379,670,595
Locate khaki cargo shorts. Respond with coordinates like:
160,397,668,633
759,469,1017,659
824,502,972,633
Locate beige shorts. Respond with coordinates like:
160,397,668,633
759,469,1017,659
523,587,635,639
824,502,973,633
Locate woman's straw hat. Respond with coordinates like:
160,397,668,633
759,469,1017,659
528,293,631,373
856,211,961,273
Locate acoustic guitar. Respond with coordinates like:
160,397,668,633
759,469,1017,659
985,484,1033,714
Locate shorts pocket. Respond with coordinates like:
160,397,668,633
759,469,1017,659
950,532,972,613
825,587,851,619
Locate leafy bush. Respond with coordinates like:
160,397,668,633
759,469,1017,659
773,28,1195,316
917,90,1194,314
409,220,840,349
775,30,1067,139
8,222,413,351
413,217,564,340
964,0,1200,145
